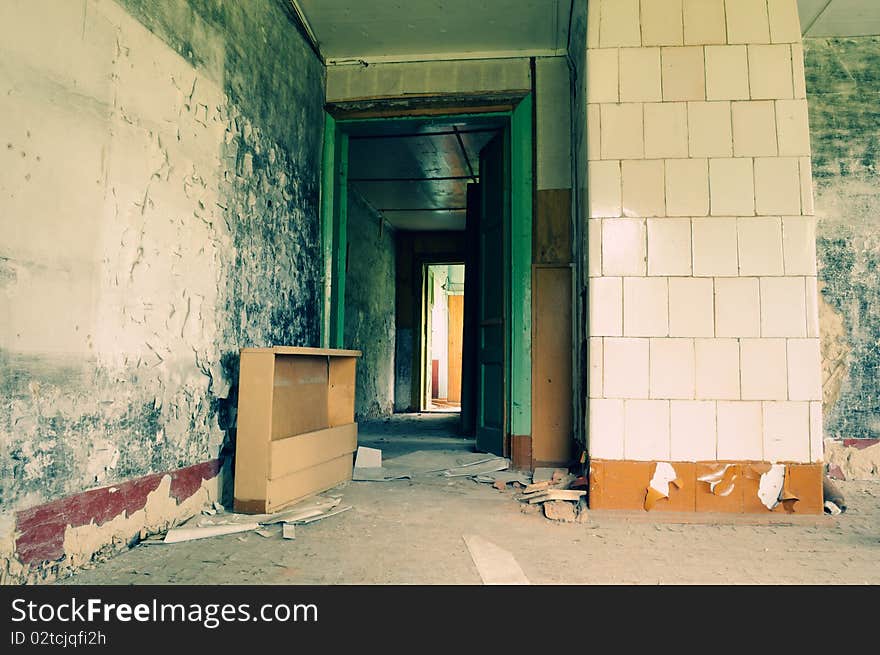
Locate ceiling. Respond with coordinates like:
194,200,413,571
799,0,880,37
346,116,504,231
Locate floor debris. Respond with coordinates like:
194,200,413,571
354,446,383,469
462,534,530,585
823,476,847,514
522,489,585,504
163,522,262,544
293,505,352,524
282,524,296,540
442,457,510,477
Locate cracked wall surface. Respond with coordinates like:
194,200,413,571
805,37,880,440
0,0,324,565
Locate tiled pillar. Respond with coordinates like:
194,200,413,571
585,0,822,512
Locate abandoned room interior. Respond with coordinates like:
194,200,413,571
1,0,879,585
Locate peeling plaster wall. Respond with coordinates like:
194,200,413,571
805,37,880,440
0,0,324,566
344,192,396,419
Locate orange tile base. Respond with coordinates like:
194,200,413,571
589,460,823,514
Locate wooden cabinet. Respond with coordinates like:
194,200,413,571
233,346,361,514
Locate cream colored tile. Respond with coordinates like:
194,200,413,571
767,0,802,44
666,158,709,216
738,217,784,276
732,101,778,157
589,160,622,218
644,102,689,158
588,104,601,161
692,217,739,276
715,278,761,337
787,338,821,401
688,101,733,157
601,104,644,159
588,219,603,276
620,47,662,102
648,218,692,275
740,338,788,400
590,337,604,398
624,399,671,460
776,99,810,157
661,46,706,101
600,0,642,47
589,398,625,458
725,0,770,44
754,157,800,216
671,400,717,460
805,277,819,338
761,276,807,337
587,0,601,48
683,0,726,45
782,217,817,275
709,158,755,216
624,277,669,336
695,338,740,399
717,401,764,460
669,277,715,337
748,44,793,100
809,401,823,463
800,157,814,215
792,44,807,99
763,401,810,462
604,337,650,398
602,218,647,276
622,159,665,217
589,276,623,336
705,46,750,101
650,338,695,399
587,48,619,104
642,0,684,46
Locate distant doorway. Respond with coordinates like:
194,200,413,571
423,263,465,412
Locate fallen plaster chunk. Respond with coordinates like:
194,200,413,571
443,458,510,477
164,522,261,544
282,524,296,540
758,464,786,510
824,501,843,516
255,529,275,538
463,535,530,585
354,446,382,469
293,505,352,525
523,490,586,504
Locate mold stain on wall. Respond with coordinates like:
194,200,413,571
805,37,880,440
0,0,325,539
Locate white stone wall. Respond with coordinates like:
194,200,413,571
585,0,821,463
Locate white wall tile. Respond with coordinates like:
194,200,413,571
648,218,692,276
601,104,645,159
740,338,788,400
604,337,650,398
588,104,601,160
589,276,623,336
738,217,784,276
620,47,662,102
754,157,801,216
666,158,709,216
645,102,689,158
732,101,778,157
760,276,806,337
688,101,733,158
600,0,642,47
805,276,819,338
748,44,793,100
602,218,647,276
792,44,807,99
642,0,684,46
589,160,622,218
695,338,741,399
710,158,756,216
669,277,715,337
767,0,802,43
589,337,604,398
588,48,619,104
776,99,811,157
787,338,821,401
683,0,727,45
625,399,671,460
725,0,770,44
692,218,739,276
715,277,761,337
799,156,814,215
588,219,603,276
622,159,666,217
717,401,764,460
589,398,625,459
624,277,669,336
587,0,601,48
809,401,823,463
650,338,695,399
782,217,817,275
763,401,810,462
661,46,706,101
706,46,751,100
671,400,717,460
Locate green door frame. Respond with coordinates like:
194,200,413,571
320,99,532,438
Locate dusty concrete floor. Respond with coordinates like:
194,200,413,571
60,414,880,585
